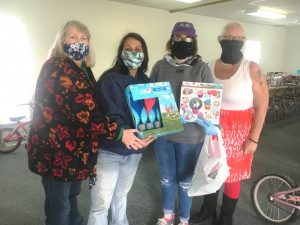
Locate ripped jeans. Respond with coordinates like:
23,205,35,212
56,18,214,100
154,138,203,222
87,150,142,225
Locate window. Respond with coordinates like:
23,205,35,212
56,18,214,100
243,40,261,64
0,14,34,124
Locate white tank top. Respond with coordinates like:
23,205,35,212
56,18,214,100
208,59,253,110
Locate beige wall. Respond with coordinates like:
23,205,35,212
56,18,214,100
0,0,291,83
283,27,300,74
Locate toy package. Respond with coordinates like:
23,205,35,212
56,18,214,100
180,81,223,125
125,82,183,139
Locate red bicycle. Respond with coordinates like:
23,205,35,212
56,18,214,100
0,103,33,154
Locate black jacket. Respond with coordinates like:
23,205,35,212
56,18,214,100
97,71,149,155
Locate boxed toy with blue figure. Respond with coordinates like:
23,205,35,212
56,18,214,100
180,81,223,125
125,82,183,139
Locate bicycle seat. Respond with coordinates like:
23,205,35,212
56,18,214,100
9,116,25,122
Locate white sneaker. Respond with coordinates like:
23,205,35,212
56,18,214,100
156,217,174,225
178,222,189,225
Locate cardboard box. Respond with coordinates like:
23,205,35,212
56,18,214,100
125,82,183,139
180,81,223,125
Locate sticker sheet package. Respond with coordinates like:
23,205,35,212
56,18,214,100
125,82,183,139
180,82,223,125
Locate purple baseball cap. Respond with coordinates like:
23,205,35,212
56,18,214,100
171,22,197,37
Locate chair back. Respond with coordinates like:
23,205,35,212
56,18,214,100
274,87,287,97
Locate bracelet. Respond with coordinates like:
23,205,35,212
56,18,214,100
248,138,258,144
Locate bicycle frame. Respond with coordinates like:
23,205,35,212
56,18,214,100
271,186,300,210
3,120,31,141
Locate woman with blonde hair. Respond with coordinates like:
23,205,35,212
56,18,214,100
27,20,138,225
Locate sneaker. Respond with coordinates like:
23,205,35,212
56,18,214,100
156,217,174,225
178,222,188,225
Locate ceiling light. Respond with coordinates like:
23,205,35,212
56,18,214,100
174,0,203,3
246,8,287,20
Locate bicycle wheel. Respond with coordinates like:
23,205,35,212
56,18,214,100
0,128,22,153
251,173,298,224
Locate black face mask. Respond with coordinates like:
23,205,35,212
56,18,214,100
171,41,195,59
220,40,244,64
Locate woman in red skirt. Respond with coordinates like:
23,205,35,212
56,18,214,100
189,22,269,225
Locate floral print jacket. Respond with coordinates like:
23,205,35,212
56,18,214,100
27,57,121,181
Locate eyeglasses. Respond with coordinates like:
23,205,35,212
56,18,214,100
218,35,245,41
173,35,193,43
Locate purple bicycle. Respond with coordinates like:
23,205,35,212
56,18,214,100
251,173,300,224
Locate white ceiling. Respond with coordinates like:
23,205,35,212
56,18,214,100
109,0,300,27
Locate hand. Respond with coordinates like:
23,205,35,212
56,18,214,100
143,136,156,147
195,119,218,136
121,129,154,150
181,114,187,124
243,139,258,154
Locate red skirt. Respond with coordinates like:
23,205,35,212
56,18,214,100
220,108,254,183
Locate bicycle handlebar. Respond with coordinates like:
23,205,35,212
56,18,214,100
18,102,35,108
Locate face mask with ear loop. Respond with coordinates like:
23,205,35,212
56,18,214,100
63,42,89,61
220,40,244,64
121,51,144,69
171,41,195,60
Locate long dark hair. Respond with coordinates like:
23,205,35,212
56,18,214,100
103,32,149,76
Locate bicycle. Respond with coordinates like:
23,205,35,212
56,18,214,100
251,173,300,224
0,103,33,154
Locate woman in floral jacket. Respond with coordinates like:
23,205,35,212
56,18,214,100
26,20,139,225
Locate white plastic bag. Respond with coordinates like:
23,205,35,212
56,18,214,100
188,128,229,196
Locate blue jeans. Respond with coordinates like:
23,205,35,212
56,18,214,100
87,149,142,225
41,176,83,225
154,138,203,222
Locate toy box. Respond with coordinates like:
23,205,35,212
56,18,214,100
180,81,223,125
125,82,183,139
